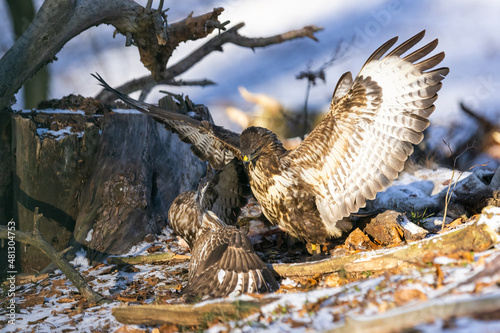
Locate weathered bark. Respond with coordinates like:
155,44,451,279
12,112,99,272
112,299,277,326
73,113,205,262
326,294,500,333
8,108,206,271
106,252,190,265
271,218,500,278
0,0,231,110
0,0,138,110
0,113,13,278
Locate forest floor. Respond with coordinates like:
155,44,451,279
1,167,500,333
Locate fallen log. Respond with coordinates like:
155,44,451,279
327,293,500,333
106,252,190,265
112,298,277,326
271,207,500,278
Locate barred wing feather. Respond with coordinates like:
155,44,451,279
283,30,449,236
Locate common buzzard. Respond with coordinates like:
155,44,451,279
181,211,279,301
94,30,449,244
169,158,250,248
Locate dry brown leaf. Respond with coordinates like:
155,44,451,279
27,316,49,325
393,288,428,306
147,245,163,253
117,295,138,303
20,295,46,308
157,323,181,333
115,326,146,333
324,273,344,288
57,297,76,303
435,264,445,288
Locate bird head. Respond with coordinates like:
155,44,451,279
240,126,286,166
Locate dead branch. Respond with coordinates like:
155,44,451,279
0,0,227,110
97,24,324,103
106,252,190,265
0,208,110,304
327,293,500,333
271,217,500,278
112,298,277,326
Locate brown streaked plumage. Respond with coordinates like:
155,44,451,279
168,158,250,248
181,211,279,301
94,30,449,244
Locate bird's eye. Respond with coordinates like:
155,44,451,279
243,155,249,162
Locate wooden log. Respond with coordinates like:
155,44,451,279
112,299,277,326
271,215,500,278
0,113,13,277
106,252,190,265
8,109,206,271
73,113,206,262
11,112,99,272
327,293,500,333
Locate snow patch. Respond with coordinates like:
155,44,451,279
398,215,426,234
433,256,457,265
112,108,143,114
19,109,86,115
70,248,90,269
37,126,83,141
85,228,94,242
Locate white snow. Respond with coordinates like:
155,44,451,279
85,228,94,242
70,248,90,269
19,109,86,115
36,126,84,141
433,256,457,265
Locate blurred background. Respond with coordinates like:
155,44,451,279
1,0,500,169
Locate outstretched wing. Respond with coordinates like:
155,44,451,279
182,212,278,301
198,158,251,225
93,73,241,169
283,30,449,235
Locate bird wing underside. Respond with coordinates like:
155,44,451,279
283,30,449,235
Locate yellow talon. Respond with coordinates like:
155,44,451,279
311,244,317,251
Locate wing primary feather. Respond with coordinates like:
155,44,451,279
386,30,426,57
361,36,399,68
402,39,438,63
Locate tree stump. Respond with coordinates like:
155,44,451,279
9,110,206,272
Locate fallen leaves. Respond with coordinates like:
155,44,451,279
393,288,428,306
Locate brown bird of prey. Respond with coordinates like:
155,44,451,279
94,30,449,246
167,159,277,300
168,158,250,249
181,210,279,301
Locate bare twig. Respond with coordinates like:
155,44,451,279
0,0,226,110
295,40,349,137
0,208,110,304
441,140,477,230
